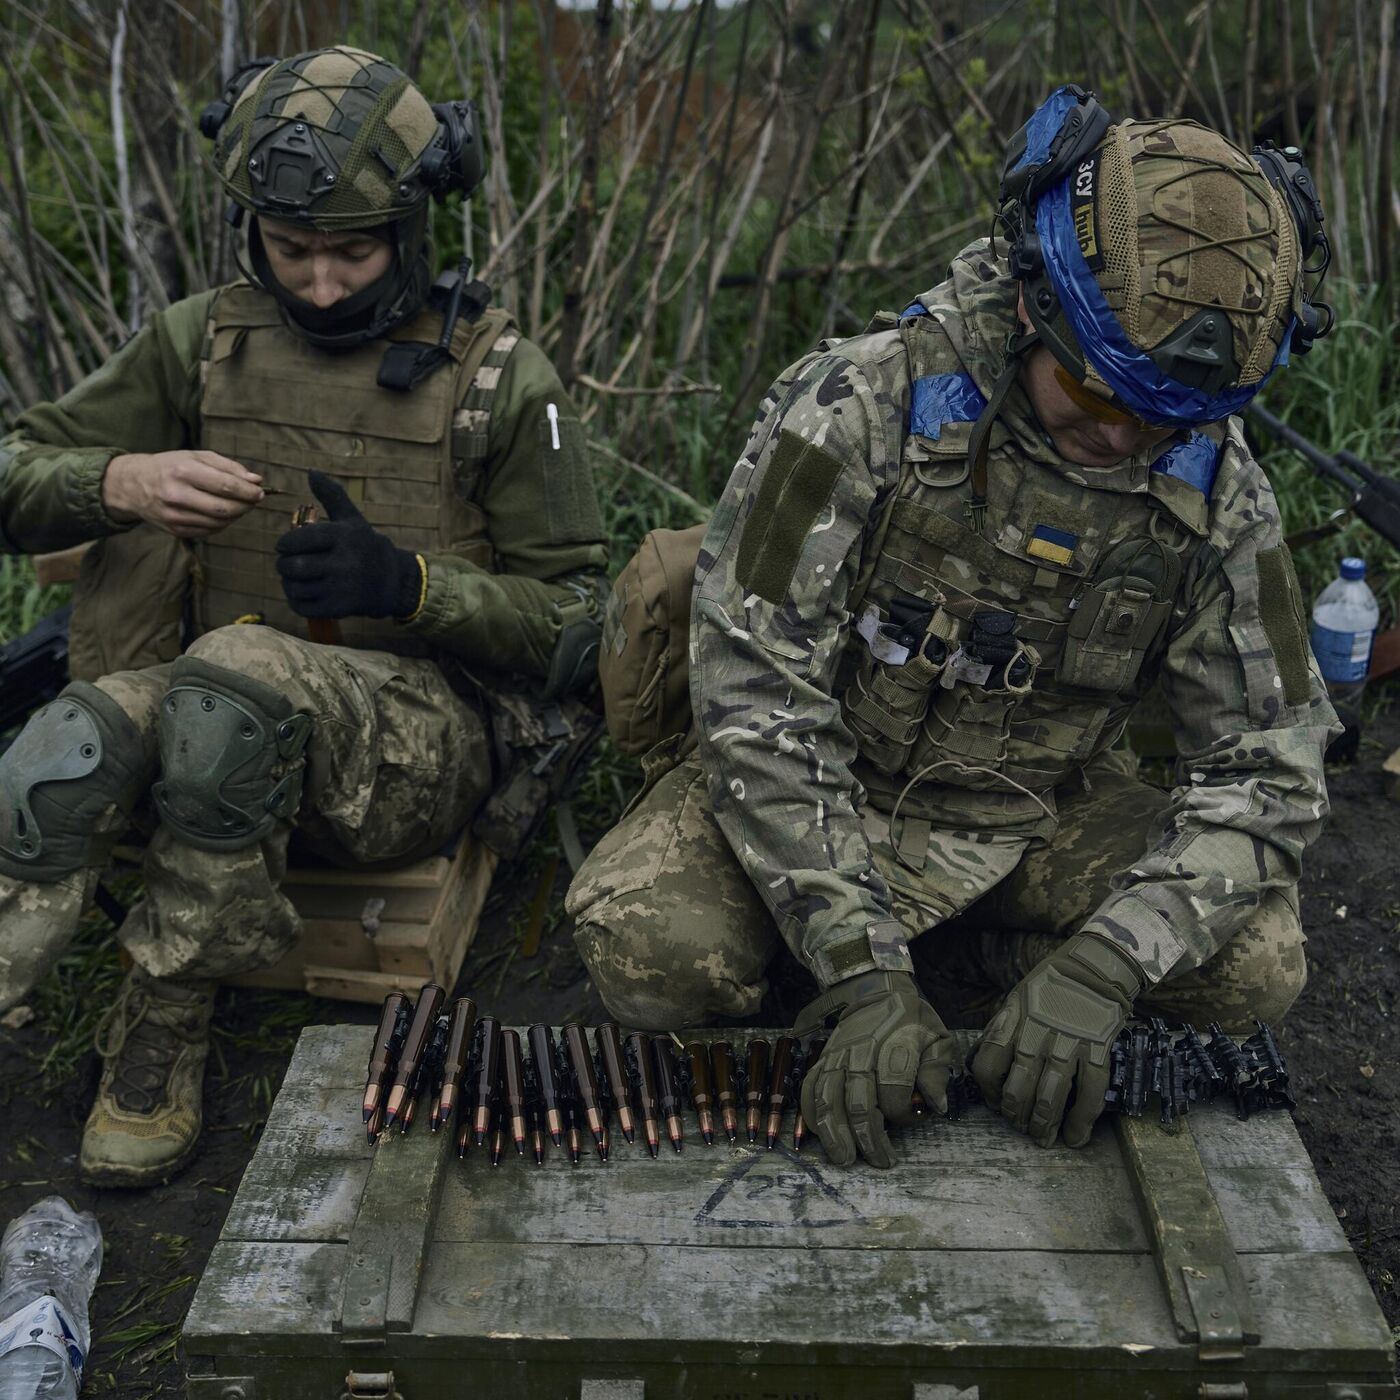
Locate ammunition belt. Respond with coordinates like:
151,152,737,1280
361,989,1294,1167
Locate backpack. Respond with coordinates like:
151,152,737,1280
598,523,706,756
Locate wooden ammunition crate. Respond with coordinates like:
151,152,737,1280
183,1026,1397,1399
224,837,496,1004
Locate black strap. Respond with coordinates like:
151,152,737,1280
965,329,1039,529
376,265,492,393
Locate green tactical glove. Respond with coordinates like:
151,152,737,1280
971,933,1145,1150
793,969,957,1169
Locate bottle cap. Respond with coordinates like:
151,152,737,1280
1340,557,1366,580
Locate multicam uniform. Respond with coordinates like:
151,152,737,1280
569,240,1336,1031
0,281,607,994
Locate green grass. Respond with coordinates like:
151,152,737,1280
0,555,69,645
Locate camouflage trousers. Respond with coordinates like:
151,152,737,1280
567,755,1306,1035
0,625,490,1001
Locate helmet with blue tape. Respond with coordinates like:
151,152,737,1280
995,86,1333,427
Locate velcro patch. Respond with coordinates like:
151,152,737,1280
736,429,845,605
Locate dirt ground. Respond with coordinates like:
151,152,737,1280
0,710,1397,1396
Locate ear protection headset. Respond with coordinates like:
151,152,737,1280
995,86,1334,424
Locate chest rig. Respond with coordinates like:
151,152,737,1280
840,308,1220,830
197,283,518,656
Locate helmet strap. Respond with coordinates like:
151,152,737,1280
965,329,1039,531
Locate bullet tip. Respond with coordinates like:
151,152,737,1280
622,1129,636,1144
702,1132,714,1145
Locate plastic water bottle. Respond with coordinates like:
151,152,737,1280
0,1198,103,1399
1311,556,1380,761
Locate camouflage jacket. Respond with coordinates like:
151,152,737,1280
692,239,1337,989
0,284,608,680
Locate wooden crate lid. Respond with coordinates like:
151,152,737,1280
185,1027,1395,1388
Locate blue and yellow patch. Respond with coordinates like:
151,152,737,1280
1026,523,1077,566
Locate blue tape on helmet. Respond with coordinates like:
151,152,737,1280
1011,86,1082,175
1150,431,1220,498
910,372,987,440
1036,175,1285,425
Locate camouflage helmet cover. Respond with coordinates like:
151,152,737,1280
213,46,447,229
1006,89,1322,425
1084,117,1301,390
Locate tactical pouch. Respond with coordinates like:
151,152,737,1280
68,525,193,682
1054,539,1179,694
909,616,1039,790
598,523,706,757
843,597,957,776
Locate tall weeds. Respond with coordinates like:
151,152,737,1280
0,0,1396,622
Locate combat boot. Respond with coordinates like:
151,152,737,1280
79,966,215,1187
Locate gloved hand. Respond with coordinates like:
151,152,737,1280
794,969,956,1169
971,932,1144,1149
275,470,424,620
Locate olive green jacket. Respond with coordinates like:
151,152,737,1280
0,287,608,679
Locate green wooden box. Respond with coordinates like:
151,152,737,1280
183,1026,1396,1399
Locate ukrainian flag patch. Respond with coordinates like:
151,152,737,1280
1027,523,1077,566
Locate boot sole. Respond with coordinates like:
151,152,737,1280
78,1134,201,1189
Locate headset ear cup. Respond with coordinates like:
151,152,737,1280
424,100,486,201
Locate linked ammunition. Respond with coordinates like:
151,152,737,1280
594,1021,635,1144
553,1037,584,1166
1147,1018,1172,1100
1243,1020,1295,1111
1124,1023,1151,1118
625,1031,662,1158
523,1059,547,1166
764,1035,798,1150
684,1041,716,1145
1207,1022,1254,1119
1158,1041,1190,1127
528,1023,565,1147
651,1037,684,1153
1102,1031,1129,1114
431,996,476,1133
471,1016,502,1147
712,1040,740,1144
384,982,445,1133
1178,1022,1223,1099
744,1037,770,1144
500,1028,527,1157
792,1037,825,1150
564,1021,607,1159
405,1012,449,1133
363,991,410,1142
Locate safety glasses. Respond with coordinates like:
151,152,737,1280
1053,365,1159,431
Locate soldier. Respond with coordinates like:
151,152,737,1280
0,48,607,1186
568,88,1338,1167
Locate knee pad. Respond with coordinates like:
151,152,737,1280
0,682,147,881
152,656,312,852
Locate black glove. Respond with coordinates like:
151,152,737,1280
275,471,424,620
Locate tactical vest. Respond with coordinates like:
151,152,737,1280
197,284,519,656
835,308,1223,832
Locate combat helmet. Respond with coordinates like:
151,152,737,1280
200,47,484,353
992,85,1333,429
